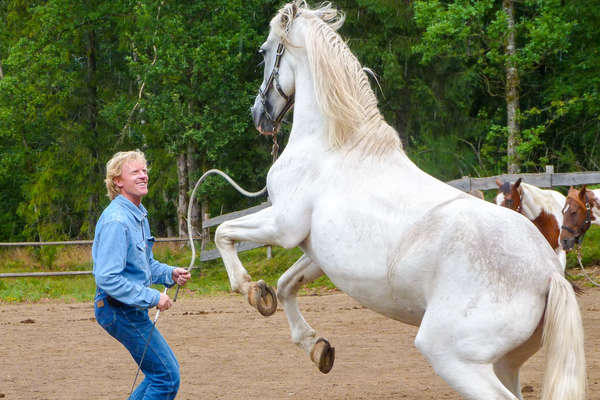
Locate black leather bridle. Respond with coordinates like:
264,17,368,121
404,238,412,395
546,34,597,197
258,42,295,128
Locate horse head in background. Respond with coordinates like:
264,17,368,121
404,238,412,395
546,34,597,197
495,178,567,269
496,177,523,212
561,186,600,250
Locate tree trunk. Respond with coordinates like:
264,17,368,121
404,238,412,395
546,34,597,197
176,153,188,237
503,0,521,174
86,30,100,236
0,60,4,80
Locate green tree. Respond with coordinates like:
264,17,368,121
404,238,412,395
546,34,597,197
412,0,589,174
0,0,139,240
126,0,277,236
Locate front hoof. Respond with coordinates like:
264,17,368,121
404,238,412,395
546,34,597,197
311,338,335,374
248,280,277,316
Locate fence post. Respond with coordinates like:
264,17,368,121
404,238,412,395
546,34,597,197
546,165,554,187
462,176,471,192
201,211,210,251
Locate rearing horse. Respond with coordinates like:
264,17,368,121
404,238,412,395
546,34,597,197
215,2,586,399
496,178,567,270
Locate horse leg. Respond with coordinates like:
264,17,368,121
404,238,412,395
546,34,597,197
215,207,309,316
415,336,518,399
415,309,529,399
493,321,543,399
277,254,335,374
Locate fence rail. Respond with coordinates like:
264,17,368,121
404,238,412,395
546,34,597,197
0,237,201,247
0,203,271,278
446,167,600,192
0,271,92,278
2,168,599,279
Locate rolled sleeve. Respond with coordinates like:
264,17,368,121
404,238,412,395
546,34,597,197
150,257,175,287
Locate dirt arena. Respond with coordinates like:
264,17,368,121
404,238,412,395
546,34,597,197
1,285,599,400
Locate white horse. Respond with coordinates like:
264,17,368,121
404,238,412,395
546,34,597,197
495,178,567,270
215,2,586,399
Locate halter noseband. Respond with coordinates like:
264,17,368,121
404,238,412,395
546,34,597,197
258,42,295,127
561,198,592,244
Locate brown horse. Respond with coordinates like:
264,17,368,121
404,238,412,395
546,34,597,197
560,186,600,250
496,178,567,270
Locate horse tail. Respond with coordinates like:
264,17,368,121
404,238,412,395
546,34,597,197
541,272,586,400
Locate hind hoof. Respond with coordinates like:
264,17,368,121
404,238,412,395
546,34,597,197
311,337,335,374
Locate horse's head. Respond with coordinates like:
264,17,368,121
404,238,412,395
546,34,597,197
495,178,522,213
251,3,298,136
252,1,333,136
560,186,594,250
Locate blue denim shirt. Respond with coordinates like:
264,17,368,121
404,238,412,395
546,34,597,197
92,195,175,308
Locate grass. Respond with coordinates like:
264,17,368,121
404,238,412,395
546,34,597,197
0,243,335,303
1,224,598,303
566,225,600,268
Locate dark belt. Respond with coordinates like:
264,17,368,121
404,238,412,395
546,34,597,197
105,295,127,308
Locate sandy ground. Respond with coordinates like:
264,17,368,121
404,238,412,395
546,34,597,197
1,285,599,400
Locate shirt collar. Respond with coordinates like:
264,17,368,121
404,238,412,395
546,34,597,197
114,195,148,222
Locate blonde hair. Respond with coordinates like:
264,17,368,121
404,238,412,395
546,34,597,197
104,150,147,200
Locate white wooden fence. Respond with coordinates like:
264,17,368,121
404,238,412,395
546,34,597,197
2,167,599,278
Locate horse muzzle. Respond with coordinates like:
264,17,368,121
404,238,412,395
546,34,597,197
560,236,577,251
251,99,277,136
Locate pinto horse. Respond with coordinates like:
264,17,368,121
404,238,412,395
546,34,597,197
214,2,586,399
560,186,600,250
496,178,567,270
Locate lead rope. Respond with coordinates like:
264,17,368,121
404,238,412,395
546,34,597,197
129,134,280,395
575,244,600,287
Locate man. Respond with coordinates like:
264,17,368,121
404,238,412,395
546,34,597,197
93,150,191,399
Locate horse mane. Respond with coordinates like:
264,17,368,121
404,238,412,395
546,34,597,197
520,182,564,216
272,1,402,156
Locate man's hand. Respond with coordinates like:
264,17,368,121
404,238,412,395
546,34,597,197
172,267,191,286
157,293,172,311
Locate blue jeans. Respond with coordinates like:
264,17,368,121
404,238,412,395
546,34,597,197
94,291,180,399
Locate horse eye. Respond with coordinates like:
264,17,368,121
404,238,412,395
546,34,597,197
258,48,266,57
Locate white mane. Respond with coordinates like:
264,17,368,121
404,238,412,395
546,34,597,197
272,1,402,156
520,182,565,219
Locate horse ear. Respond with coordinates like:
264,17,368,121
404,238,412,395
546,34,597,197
279,2,300,32
495,179,503,188
514,177,522,188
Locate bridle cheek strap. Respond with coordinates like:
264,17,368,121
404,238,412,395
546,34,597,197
258,42,295,127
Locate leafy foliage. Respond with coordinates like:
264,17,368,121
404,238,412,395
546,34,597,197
0,0,599,242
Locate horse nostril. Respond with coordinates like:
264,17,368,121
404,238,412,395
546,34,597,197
561,238,573,250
